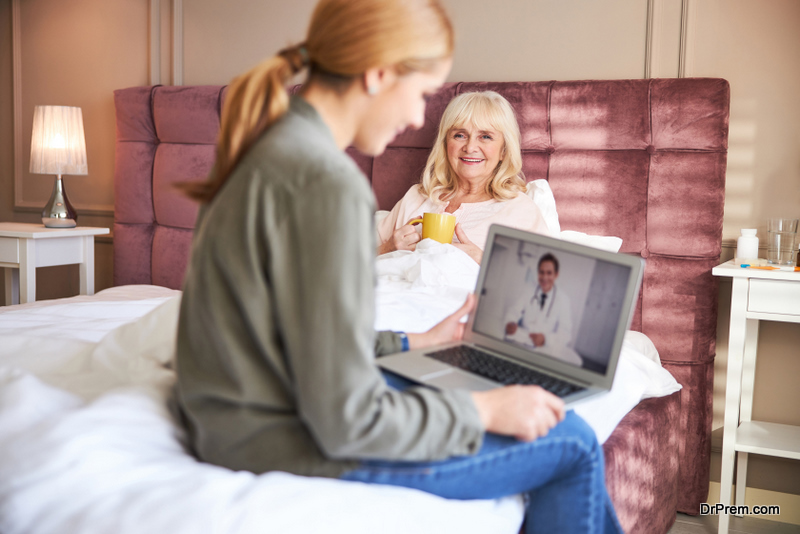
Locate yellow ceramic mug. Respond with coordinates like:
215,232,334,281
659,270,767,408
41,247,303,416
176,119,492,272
408,212,457,244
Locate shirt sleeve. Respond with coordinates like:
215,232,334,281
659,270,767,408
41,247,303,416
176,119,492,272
375,331,403,356
272,168,483,462
376,201,401,246
376,186,428,246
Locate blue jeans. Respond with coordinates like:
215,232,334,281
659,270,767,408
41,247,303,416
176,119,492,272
340,373,623,534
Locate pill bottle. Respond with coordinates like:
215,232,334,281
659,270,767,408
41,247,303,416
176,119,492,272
735,229,759,265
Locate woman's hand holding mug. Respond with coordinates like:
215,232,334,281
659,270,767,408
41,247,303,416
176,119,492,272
378,213,457,254
378,215,424,254
407,213,457,244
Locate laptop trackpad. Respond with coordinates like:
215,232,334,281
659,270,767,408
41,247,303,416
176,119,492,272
425,368,498,391
379,352,499,391
379,352,453,379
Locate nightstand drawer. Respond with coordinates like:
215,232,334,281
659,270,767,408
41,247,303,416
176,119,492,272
749,279,800,316
0,237,19,263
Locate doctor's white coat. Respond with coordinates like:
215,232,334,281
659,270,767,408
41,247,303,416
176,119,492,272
505,283,573,350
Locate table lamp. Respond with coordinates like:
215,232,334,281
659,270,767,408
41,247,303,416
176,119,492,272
29,105,88,228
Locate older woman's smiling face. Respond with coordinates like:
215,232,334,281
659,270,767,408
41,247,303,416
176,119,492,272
445,123,505,187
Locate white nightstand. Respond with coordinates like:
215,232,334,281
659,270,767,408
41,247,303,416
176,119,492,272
0,222,110,305
712,260,800,534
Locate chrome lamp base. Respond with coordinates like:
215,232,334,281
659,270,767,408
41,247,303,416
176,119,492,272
42,174,77,228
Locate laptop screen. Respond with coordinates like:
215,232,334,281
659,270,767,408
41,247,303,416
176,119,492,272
472,233,633,376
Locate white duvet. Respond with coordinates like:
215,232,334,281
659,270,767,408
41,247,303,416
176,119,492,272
0,243,680,534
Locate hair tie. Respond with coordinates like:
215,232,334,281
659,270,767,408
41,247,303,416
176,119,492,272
278,43,310,74
297,46,309,67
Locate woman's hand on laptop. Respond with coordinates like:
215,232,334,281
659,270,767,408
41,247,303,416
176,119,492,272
406,294,476,350
471,386,566,442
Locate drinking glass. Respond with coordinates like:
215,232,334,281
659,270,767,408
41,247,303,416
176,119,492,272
766,218,799,265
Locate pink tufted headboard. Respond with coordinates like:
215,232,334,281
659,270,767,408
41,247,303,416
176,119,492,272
113,79,729,515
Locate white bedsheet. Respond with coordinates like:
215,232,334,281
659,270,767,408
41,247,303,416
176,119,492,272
0,245,680,534
0,285,527,534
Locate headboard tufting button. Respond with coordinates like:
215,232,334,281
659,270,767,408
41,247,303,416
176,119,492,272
545,145,556,154
646,145,656,154
641,249,650,258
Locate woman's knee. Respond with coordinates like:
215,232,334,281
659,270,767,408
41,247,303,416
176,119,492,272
555,411,600,454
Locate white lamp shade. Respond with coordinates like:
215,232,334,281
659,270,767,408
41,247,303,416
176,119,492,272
29,105,88,176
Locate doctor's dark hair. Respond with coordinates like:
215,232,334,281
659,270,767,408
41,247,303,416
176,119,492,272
182,0,454,203
538,253,559,273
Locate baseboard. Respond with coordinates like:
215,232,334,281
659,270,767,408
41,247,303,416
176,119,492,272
706,482,800,525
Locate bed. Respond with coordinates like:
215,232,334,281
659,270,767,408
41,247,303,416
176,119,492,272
0,78,728,534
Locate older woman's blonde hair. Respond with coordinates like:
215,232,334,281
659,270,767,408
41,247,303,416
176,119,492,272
420,91,525,203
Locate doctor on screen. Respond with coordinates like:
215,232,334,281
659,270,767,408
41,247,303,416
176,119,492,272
504,252,573,350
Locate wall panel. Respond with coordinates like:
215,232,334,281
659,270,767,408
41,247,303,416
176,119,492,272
16,0,148,214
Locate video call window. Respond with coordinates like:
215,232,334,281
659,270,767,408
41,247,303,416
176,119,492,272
472,235,631,375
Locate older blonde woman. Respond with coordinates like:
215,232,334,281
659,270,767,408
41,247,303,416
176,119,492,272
377,91,549,263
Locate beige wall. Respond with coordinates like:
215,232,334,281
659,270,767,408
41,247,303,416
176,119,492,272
694,0,800,240
12,0,148,211
1,0,798,498
690,0,800,499
1,2,14,221
184,0,649,85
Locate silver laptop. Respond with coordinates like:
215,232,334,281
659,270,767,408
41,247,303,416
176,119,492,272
378,224,644,408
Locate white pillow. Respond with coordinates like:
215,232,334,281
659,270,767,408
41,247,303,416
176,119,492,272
526,180,560,234
559,231,623,253
623,330,661,365
525,179,622,253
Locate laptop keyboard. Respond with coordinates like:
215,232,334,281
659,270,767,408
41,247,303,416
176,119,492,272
425,346,585,398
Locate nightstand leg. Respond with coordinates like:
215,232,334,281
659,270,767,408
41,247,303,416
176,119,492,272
734,318,759,514
4,268,19,305
18,239,36,304
718,277,748,534
735,454,747,513
79,236,95,295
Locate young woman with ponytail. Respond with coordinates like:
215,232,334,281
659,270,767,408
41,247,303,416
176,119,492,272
175,1,622,532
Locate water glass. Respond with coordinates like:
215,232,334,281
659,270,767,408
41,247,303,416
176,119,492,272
766,218,799,265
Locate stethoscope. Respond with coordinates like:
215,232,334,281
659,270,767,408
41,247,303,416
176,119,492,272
522,285,557,320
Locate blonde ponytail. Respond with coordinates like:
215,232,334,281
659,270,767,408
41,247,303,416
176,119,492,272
183,45,308,202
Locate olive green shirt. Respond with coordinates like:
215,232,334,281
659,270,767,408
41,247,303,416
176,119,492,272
175,96,483,478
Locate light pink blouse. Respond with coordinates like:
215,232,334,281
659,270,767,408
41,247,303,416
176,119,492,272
377,186,550,250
